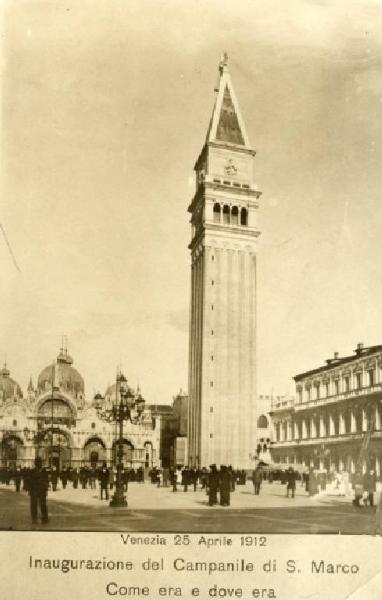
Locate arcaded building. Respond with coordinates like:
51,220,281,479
270,343,382,475
187,55,262,468
0,347,161,469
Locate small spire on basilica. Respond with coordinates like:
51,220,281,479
1,359,10,377
27,376,34,392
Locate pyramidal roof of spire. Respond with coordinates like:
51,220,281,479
206,53,251,149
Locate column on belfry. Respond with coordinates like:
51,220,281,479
302,418,307,439
287,420,293,441
376,456,381,477
294,420,299,440
280,421,285,442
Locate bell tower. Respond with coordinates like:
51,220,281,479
187,55,261,468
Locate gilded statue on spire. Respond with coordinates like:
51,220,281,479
219,52,229,73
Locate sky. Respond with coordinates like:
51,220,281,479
1,0,382,405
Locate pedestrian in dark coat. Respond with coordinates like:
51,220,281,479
14,466,22,492
200,468,208,489
219,466,231,506
182,467,190,492
252,466,263,495
51,466,58,491
163,467,170,488
72,468,79,489
208,465,219,506
285,467,297,498
352,471,363,507
363,469,377,506
28,457,49,524
61,467,69,489
98,463,110,500
228,466,235,491
189,468,197,491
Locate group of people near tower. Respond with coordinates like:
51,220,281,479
2,457,382,529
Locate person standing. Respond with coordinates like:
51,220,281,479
98,463,110,500
219,466,231,506
286,466,297,498
352,470,364,507
363,469,376,507
200,467,208,490
208,465,219,506
28,457,49,525
182,466,190,492
51,466,58,492
89,467,97,490
14,465,22,492
175,467,182,491
162,466,169,488
72,467,79,489
61,466,69,490
252,466,263,495
308,468,318,497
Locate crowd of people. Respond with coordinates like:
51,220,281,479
1,460,382,529
0,463,146,493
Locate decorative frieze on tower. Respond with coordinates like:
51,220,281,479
187,55,262,469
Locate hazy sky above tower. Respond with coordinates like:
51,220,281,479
1,0,382,404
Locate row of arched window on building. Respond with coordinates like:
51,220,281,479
213,203,248,226
274,403,382,442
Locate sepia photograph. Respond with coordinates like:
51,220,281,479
1,0,382,536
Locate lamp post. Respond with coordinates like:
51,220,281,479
109,371,145,508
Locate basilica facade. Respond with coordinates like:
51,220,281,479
0,347,161,470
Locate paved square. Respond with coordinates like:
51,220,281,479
0,480,379,534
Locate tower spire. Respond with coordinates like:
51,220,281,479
206,53,251,148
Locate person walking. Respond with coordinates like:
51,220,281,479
252,466,263,495
28,457,49,525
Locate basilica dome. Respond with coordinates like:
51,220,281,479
103,375,142,411
0,364,23,403
37,349,85,403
